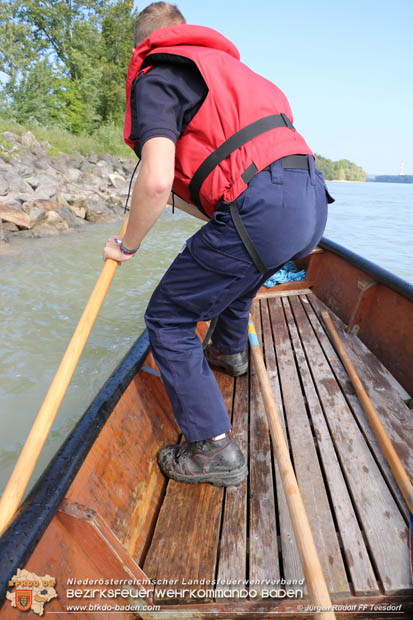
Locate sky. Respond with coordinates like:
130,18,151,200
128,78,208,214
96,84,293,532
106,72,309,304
134,0,413,176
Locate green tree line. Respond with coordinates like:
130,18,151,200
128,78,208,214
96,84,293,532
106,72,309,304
0,0,137,133
315,154,366,181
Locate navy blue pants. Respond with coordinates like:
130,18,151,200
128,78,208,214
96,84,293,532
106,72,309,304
145,157,328,441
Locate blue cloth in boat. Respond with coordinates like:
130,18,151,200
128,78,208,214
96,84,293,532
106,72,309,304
145,156,328,441
263,261,306,287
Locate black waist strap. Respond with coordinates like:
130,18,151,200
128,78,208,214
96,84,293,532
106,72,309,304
282,154,310,169
189,113,294,213
250,155,310,184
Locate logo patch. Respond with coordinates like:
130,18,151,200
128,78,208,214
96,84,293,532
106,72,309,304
16,589,33,611
7,569,57,615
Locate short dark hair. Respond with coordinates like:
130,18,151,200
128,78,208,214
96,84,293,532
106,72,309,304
134,2,186,47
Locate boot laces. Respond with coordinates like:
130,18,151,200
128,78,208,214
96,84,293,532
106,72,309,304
176,440,209,459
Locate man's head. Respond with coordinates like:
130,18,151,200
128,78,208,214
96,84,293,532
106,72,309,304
134,2,186,47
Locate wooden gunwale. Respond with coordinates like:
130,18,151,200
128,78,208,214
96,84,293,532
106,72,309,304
312,238,413,397
0,240,412,618
319,238,413,302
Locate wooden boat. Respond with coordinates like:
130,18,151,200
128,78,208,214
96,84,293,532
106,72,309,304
1,237,412,619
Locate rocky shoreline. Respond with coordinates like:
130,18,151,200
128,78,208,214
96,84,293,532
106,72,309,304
0,130,136,252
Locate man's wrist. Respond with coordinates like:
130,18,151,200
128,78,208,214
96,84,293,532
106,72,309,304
114,238,140,255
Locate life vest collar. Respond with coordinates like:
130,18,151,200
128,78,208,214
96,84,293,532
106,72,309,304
131,24,240,73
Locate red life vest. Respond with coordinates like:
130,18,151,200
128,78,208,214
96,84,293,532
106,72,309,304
124,24,313,217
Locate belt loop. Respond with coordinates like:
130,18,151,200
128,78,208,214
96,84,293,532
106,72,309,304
308,155,316,186
270,158,284,185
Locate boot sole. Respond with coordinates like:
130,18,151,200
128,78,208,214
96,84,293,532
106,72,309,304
158,461,248,487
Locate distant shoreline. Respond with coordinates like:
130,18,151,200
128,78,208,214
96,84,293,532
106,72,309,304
329,179,413,184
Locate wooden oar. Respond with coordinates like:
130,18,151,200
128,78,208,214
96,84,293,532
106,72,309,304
0,218,129,536
248,315,336,620
321,309,413,576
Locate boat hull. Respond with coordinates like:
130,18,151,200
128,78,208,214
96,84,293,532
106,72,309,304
1,239,412,619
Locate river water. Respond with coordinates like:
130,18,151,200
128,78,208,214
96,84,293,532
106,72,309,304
0,181,412,496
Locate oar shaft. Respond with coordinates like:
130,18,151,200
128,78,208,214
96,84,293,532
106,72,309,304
248,317,335,620
0,219,128,536
321,310,413,513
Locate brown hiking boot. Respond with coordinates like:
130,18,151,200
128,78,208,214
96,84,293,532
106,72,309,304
157,431,248,487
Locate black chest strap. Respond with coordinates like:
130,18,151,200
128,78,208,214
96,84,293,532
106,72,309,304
189,113,294,213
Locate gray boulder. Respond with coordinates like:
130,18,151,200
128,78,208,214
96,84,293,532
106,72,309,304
33,183,60,201
79,196,118,223
69,204,87,219
0,158,11,171
66,151,84,169
63,168,82,183
58,206,87,228
2,171,34,196
109,172,127,190
95,159,113,180
0,222,9,244
14,162,35,178
80,160,94,173
78,171,107,191
33,156,50,170
87,152,99,164
27,206,47,227
31,210,70,236
0,177,8,196
1,131,20,144
26,171,60,190
21,131,43,154
49,155,70,174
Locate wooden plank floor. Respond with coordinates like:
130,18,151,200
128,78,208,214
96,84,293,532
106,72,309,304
142,291,412,607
